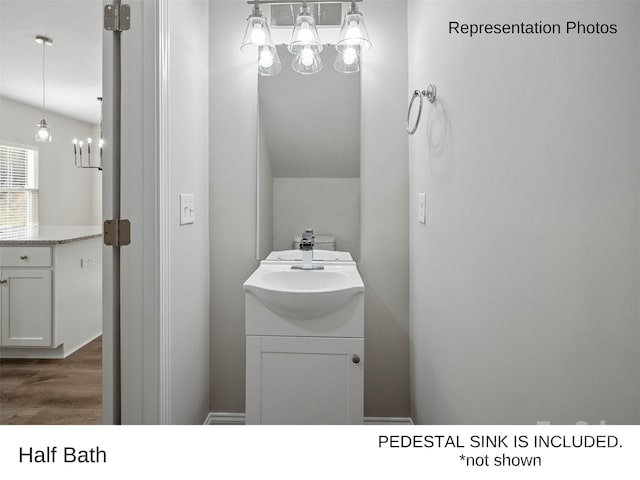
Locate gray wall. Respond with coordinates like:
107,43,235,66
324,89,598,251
258,46,361,258
209,0,410,417
168,0,211,424
0,96,101,226
259,47,360,179
359,0,410,417
408,0,640,424
209,0,260,413
257,119,273,258
272,177,360,255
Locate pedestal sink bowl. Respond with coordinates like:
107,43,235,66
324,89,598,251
243,263,364,320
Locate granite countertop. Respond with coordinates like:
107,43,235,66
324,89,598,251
0,225,103,246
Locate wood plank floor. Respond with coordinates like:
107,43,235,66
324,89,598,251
0,336,102,425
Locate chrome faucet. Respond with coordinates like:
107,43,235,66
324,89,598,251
292,229,324,270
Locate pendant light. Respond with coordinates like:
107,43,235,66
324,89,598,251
73,97,105,169
292,46,324,74
35,35,53,143
258,45,282,76
288,2,322,54
334,44,360,74
241,1,281,76
336,1,371,53
241,1,273,51
241,1,372,76
288,1,322,75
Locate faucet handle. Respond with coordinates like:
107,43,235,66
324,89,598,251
300,229,315,250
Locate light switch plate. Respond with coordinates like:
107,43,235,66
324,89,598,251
81,257,95,268
418,193,426,224
180,194,195,225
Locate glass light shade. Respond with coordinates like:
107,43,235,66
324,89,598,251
288,7,322,54
292,46,323,75
241,14,275,52
336,12,371,52
334,45,360,73
257,45,282,76
35,119,51,143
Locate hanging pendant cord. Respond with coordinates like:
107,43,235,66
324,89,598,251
41,41,46,119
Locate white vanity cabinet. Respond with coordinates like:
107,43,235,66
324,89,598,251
244,256,365,425
246,335,364,425
0,227,102,358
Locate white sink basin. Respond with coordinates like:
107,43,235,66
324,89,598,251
244,263,364,320
264,249,354,263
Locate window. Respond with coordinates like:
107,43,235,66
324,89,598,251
0,143,39,228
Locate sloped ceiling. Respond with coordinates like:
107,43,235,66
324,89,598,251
0,0,102,124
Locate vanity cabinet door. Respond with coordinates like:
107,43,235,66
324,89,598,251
0,269,53,347
246,336,364,425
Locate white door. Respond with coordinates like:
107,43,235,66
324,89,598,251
0,269,52,347
246,336,364,425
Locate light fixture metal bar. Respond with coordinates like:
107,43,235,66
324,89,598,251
246,1,362,5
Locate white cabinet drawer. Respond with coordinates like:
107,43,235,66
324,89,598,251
0,247,52,267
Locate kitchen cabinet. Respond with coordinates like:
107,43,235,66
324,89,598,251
0,227,102,358
0,268,52,347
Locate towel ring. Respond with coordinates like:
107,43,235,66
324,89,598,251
406,84,437,135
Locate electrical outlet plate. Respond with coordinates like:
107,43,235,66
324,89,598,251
418,193,426,224
180,194,195,225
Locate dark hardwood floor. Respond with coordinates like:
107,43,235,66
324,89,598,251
0,336,102,425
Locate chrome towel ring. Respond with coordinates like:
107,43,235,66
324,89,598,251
406,84,437,135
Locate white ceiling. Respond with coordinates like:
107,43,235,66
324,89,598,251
0,0,102,124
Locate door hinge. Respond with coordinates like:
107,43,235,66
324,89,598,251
104,219,131,247
104,3,131,32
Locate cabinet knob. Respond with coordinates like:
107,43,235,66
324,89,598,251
352,354,360,364
20,255,28,260
0,279,6,284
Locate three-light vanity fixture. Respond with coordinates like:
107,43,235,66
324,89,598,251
241,0,371,76
35,35,53,142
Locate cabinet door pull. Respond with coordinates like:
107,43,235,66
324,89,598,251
352,354,360,364
20,255,28,260
0,279,7,284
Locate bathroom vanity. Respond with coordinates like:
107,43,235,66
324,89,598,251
0,225,102,358
249,41,364,424
244,250,364,424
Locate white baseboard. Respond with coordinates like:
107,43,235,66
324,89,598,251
204,412,246,425
60,332,103,358
204,412,413,425
0,333,102,360
363,416,414,425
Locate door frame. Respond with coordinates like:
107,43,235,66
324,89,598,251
102,0,171,425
